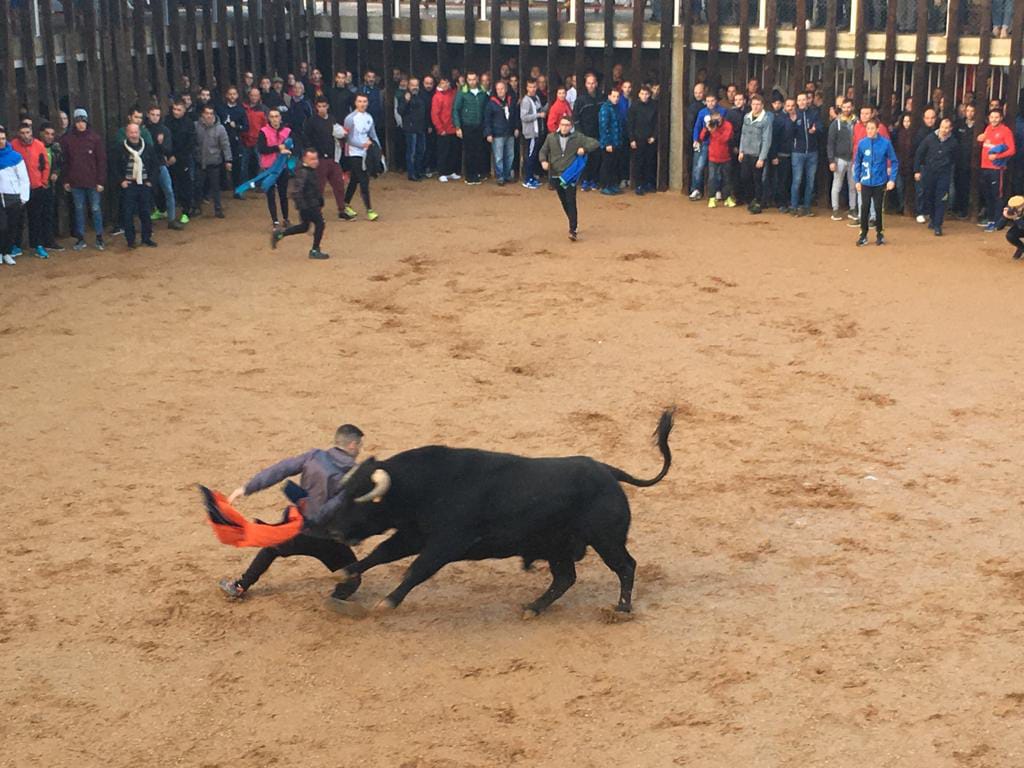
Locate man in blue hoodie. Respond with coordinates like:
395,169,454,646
853,118,899,246
790,92,822,216
598,90,626,195
689,93,728,200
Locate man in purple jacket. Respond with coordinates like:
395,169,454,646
59,109,106,251
218,424,365,603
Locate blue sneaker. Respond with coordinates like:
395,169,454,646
10,246,22,257
34,245,49,259
984,222,997,233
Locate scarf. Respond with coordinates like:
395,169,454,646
124,138,145,183
0,143,22,171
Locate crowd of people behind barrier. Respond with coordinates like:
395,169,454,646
2,55,1024,263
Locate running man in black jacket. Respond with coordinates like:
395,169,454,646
271,148,329,259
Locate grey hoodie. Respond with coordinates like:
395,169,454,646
738,110,773,162
195,119,232,168
827,116,855,163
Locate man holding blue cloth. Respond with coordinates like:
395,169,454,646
539,115,599,242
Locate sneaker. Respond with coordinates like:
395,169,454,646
151,210,167,221
600,187,618,196
270,231,282,250
142,240,158,248
528,180,542,189
45,242,65,252
708,197,718,209
802,207,816,217
11,246,23,257
848,219,862,228
978,220,993,228
34,245,49,259
2,254,15,265
689,189,702,200
168,219,185,231
915,214,926,224
750,202,762,214
778,206,789,214
282,219,291,229
179,213,190,224
568,230,578,241
847,210,859,221
218,578,246,599
367,209,379,221
308,249,330,260
876,234,886,246
449,173,461,180
723,196,737,208
110,227,124,238
497,179,506,187
439,175,449,183
273,219,281,228
856,235,868,247
984,222,996,233
934,226,943,237
95,238,105,251
341,207,357,221
715,192,722,201
1014,248,1023,261
635,186,646,196
73,239,87,251
830,211,843,221
214,209,225,219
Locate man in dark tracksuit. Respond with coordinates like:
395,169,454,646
271,148,330,259
913,117,958,236
219,424,365,601
572,75,603,191
165,100,196,220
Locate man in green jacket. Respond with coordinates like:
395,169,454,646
453,72,490,184
539,115,600,241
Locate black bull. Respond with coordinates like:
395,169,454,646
318,408,675,616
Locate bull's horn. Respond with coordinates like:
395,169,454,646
354,469,391,504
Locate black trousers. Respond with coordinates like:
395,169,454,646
599,147,620,189
344,156,372,209
772,156,792,207
981,168,1005,224
462,124,488,181
1006,221,1024,255
740,156,766,205
169,160,192,212
26,186,49,247
552,180,578,232
280,207,325,250
634,141,657,189
238,533,358,590
0,200,23,255
266,170,290,223
437,134,459,176
583,148,602,184
121,183,154,245
953,164,970,216
200,163,224,213
859,184,886,236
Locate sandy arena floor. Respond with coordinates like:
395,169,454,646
2,177,1024,768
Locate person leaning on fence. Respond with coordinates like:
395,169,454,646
913,117,958,237
59,109,106,252
0,125,31,266
853,118,899,247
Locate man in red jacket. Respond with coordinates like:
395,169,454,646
12,121,51,259
431,77,460,182
241,87,269,186
977,106,1016,230
701,113,735,207
59,109,107,251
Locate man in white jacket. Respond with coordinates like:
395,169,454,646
520,78,547,189
0,125,31,266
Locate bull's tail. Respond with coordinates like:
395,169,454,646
603,407,674,488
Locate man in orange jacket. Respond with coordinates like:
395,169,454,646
12,121,51,259
977,107,1016,231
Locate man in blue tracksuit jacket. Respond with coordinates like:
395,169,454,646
689,93,728,199
790,92,822,214
853,118,899,246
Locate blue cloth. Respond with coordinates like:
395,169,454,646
235,140,297,197
558,155,587,187
988,144,1010,169
0,143,23,171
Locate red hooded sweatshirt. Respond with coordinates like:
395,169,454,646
700,120,734,164
431,88,457,135
13,137,50,190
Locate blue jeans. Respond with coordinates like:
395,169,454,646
993,0,1012,26
405,132,425,179
691,144,708,192
790,151,818,209
156,165,176,220
240,146,260,186
492,135,514,181
70,187,103,239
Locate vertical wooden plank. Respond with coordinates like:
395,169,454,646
265,0,279,77
152,0,170,107
64,0,82,112
603,0,614,83
132,0,150,106
737,0,751,84
763,0,777,93
1004,0,1024,118
40,0,61,118
17,0,40,119
573,0,584,90
306,0,316,69
971,0,992,217
275,0,289,74
168,1,183,90
465,0,477,73
234,0,246,82
707,0,720,88
289,0,302,72
357,0,369,77
383,0,395,164
100,0,119,135
203,1,216,87
0,3,19,124
792,0,806,96
852,0,867,106
630,0,643,82
941,0,962,112
412,0,423,74
657,0,672,190
116,0,136,111
249,0,262,75
185,1,199,84
910,0,928,129
489,0,500,80
546,0,557,86
822,0,837,105
519,0,529,88
332,0,343,75
877,0,896,118
437,0,449,76
82,0,104,127
681,0,694,190
217,0,231,89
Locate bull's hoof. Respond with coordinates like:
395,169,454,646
325,597,368,618
521,607,539,621
599,606,635,624
373,597,397,613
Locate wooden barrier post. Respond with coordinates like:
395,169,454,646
546,0,558,85
40,0,61,118
764,0,778,92
707,0,720,88
603,0,615,83
152,0,170,106
437,0,449,75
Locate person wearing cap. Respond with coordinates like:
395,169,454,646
0,125,31,266
1001,195,1024,260
913,117,958,236
59,109,107,251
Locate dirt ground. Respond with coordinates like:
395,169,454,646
3,176,1024,768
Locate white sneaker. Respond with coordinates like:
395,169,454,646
3,254,16,265
688,189,701,200
439,175,449,183
449,173,461,180
915,214,926,224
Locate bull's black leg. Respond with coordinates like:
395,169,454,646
591,542,637,613
342,530,420,581
522,558,577,618
380,540,467,609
